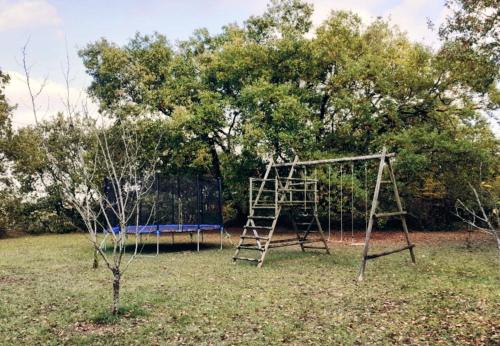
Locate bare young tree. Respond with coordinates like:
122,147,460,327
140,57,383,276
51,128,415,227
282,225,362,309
21,41,162,315
455,183,500,255
54,117,161,314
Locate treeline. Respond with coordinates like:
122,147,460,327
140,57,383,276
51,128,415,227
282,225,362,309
0,0,498,234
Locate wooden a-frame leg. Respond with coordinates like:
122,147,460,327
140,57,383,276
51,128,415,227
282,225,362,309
314,214,330,254
358,221,374,281
257,222,277,268
358,148,386,281
386,159,416,264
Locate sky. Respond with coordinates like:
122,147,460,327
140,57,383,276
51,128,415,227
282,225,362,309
1,0,450,128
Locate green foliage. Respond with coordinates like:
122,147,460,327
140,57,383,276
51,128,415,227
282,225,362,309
3,1,498,232
0,69,13,145
76,1,498,228
439,0,499,113
440,0,499,65
0,70,15,236
384,125,497,228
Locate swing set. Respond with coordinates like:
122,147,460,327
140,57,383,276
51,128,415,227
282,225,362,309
233,147,416,280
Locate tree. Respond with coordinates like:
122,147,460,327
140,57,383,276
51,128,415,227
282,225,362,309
0,69,13,173
0,69,14,236
440,0,499,64
439,0,499,125
455,182,500,254
18,43,166,314
75,0,498,228
50,117,163,314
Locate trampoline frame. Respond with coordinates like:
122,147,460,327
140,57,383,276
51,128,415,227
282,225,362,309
103,224,223,255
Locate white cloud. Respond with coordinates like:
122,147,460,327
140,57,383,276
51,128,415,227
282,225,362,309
309,0,386,26
0,0,62,32
384,0,447,46
306,0,447,46
5,70,96,128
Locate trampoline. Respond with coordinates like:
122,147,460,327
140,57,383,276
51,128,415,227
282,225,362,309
103,175,223,255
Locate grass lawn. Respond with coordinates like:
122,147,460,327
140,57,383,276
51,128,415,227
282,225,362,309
0,230,498,345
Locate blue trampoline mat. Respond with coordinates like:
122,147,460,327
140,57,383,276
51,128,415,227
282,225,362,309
109,224,223,234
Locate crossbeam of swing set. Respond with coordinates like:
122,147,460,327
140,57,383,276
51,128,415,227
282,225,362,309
272,152,396,168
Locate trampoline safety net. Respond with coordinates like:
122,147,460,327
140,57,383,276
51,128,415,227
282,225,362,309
103,175,223,230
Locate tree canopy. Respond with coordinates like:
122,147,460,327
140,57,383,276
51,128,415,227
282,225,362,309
1,0,498,232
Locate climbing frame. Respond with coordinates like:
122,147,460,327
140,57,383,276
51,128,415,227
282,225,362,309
233,147,416,280
232,156,330,267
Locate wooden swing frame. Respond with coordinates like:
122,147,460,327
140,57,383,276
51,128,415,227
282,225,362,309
233,147,416,280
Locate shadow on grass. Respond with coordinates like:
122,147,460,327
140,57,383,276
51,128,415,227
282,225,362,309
101,241,223,255
237,245,362,270
91,304,149,325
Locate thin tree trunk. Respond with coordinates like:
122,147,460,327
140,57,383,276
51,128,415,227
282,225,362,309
205,136,222,178
93,248,99,269
495,232,500,256
112,269,121,315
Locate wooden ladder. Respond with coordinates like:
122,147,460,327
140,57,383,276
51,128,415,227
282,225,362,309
233,156,330,267
233,158,294,267
358,147,416,281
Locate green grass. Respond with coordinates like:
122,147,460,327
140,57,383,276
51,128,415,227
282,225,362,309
0,232,498,345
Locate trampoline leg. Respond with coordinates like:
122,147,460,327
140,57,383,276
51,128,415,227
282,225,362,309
220,228,223,250
156,232,159,256
197,229,200,252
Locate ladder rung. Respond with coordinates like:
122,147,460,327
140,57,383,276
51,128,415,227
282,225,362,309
270,238,313,244
281,177,317,181
268,239,313,248
268,242,300,248
244,225,273,230
302,245,328,249
374,211,407,218
295,222,313,226
286,183,317,187
241,235,269,240
280,201,315,204
252,205,276,209
270,238,301,244
238,245,265,251
233,256,261,262
278,188,317,192
380,180,392,184
248,216,275,220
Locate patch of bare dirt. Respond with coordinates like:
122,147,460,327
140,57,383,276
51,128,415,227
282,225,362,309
0,275,25,284
72,321,117,335
220,227,492,247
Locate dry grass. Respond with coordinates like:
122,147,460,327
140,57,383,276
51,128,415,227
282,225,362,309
0,230,498,345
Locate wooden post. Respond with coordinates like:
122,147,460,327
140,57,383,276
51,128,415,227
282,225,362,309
249,177,253,214
358,147,386,281
386,159,416,264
